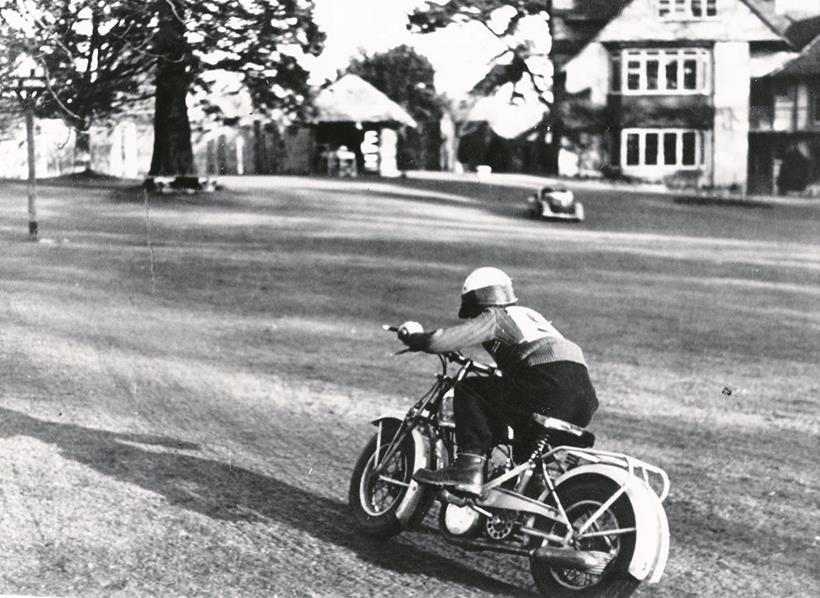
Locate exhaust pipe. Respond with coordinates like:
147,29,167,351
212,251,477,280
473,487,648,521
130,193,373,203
530,547,612,575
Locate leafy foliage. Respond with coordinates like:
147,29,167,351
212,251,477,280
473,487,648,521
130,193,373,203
0,0,325,125
1,0,325,174
348,45,440,122
348,45,444,170
408,0,551,105
0,0,154,130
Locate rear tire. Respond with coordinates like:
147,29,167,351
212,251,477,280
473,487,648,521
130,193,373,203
348,430,429,538
530,475,640,598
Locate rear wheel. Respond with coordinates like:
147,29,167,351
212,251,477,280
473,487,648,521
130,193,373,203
348,429,429,538
530,475,640,598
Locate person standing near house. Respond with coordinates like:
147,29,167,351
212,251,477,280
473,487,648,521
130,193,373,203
397,267,599,496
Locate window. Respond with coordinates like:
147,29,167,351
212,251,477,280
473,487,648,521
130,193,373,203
611,49,710,94
682,59,697,89
682,132,697,165
646,56,660,91
664,133,677,164
814,86,820,124
621,129,703,169
626,133,640,166
658,0,717,19
773,86,794,131
627,60,641,91
665,59,678,90
611,54,621,92
645,133,659,165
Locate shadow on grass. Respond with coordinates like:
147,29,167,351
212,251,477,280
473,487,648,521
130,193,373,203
0,407,534,597
104,185,256,211
672,196,773,209
319,186,531,222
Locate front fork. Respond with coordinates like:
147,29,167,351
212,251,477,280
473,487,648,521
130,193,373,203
372,419,412,475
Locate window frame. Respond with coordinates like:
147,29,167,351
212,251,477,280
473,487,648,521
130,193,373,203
610,48,711,95
657,0,718,20
620,128,704,170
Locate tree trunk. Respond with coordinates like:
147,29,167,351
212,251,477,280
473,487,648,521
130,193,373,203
74,128,92,172
149,0,194,176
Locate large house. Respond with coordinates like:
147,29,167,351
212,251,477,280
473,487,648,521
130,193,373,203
552,0,820,193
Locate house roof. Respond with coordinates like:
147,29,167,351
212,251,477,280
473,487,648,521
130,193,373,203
555,0,811,65
311,74,416,128
784,14,820,48
742,0,795,45
767,32,820,76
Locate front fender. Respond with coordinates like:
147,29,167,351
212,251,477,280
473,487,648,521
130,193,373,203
370,415,432,525
556,464,669,583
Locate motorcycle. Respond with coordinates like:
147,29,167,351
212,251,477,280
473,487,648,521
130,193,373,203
348,326,670,598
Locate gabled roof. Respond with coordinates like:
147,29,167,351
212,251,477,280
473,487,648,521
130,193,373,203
312,74,416,128
556,0,806,63
742,0,795,45
784,14,820,48
767,33,820,76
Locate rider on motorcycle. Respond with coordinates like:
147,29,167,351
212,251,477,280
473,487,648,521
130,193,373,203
398,267,599,496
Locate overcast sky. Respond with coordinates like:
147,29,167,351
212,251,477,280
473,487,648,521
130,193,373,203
309,0,503,98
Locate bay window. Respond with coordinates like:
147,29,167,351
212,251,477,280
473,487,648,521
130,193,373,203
611,48,710,94
622,129,703,169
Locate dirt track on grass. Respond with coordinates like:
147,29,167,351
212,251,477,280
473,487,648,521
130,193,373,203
0,176,818,597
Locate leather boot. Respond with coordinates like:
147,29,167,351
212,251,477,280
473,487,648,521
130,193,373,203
413,452,486,496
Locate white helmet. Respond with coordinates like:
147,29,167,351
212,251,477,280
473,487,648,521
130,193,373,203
459,267,517,318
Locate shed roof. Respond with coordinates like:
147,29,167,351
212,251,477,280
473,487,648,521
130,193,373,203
312,74,416,128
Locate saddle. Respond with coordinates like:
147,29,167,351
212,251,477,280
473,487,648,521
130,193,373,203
531,413,595,449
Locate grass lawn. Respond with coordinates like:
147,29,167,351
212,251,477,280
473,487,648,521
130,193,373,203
0,176,818,597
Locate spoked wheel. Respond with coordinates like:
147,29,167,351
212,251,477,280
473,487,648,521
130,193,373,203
348,429,430,538
530,475,640,598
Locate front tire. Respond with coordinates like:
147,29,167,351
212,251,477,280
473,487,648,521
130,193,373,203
348,430,429,538
530,475,640,598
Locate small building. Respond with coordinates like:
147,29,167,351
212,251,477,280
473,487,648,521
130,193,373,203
308,74,417,177
194,74,418,177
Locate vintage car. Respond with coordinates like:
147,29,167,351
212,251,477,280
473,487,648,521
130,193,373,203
526,186,585,222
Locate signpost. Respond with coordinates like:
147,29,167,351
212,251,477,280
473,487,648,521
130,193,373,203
10,58,48,241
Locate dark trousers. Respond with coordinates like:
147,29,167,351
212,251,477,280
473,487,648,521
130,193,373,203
453,362,598,455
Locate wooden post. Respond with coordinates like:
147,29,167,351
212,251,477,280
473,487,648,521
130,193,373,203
25,104,38,241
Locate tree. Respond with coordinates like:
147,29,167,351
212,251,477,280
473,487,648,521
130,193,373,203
148,0,324,176
348,45,443,169
0,1,155,169
408,1,552,106
1,0,325,177
409,1,553,172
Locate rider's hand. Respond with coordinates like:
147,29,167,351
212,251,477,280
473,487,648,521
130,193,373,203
397,321,423,345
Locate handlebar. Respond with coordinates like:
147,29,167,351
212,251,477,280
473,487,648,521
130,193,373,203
383,324,497,376
440,351,496,376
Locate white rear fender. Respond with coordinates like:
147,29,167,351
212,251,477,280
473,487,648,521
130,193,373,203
556,464,669,583
370,415,432,524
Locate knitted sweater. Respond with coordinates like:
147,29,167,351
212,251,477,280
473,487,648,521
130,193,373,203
406,306,587,372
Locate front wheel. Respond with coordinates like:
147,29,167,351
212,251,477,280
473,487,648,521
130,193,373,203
348,428,430,538
530,475,640,598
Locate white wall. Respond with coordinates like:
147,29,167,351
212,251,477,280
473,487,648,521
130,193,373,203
563,42,610,105
712,41,751,188
0,119,150,179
